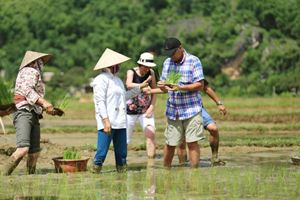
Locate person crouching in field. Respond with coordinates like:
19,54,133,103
90,48,149,173
126,52,157,159
2,51,64,176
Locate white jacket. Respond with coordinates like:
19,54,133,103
91,72,140,130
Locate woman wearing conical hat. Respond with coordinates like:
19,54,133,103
2,51,62,176
90,48,150,173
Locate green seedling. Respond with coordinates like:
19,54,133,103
165,71,182,85
63,147,81,159
58,94,70,110
0,80,13,105
46,89,70,110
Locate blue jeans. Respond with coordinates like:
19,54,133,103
94,128,127,167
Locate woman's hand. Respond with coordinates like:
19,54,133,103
37,97,55,115
45,105,55,115
102,118,111,134
140,75,153,89
140,81,149,89
142,86,151,94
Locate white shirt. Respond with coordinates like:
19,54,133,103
91,72,140,130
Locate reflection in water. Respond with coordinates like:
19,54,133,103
144,159,156,199
127,159,157,200
0,149,297,199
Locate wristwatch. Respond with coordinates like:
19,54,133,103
216,101,223,106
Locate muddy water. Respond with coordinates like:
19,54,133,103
1,134,298,199
129,147,298,168
0,148,299,199
221,149,296,167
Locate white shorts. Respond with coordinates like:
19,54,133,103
126,113,155,144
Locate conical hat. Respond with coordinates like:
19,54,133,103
94,48,130,71
19,50,51,70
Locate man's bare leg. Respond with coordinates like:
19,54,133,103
177,141,187,165
187,141,200,168
163,144,175,168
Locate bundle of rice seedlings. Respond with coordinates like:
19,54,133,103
0,80,13,106
58,94,70,110
0,80,15,117
63,147,81,159
165,71,182,85
45,88,70,110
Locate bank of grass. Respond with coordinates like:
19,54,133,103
1,96,299,149
29,95,300,122
0,166,299,199
3,122,300,135
220,135,300,147
1,95,299,122
128,134,300,150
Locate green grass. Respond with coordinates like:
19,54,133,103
220,135,300,147
0,166,299,199
2,96,299,150
0,80,13,105
2,125,96,134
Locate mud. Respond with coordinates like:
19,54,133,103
0,132,297,174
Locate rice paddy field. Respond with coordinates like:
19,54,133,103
0,95,299,199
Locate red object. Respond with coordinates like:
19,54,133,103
52,157,89,173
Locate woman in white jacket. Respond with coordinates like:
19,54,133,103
91,48,149,173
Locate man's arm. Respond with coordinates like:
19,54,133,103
177,80,204,91
204,85,227,115
145,69,158,117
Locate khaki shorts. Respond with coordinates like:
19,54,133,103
164,113,204,146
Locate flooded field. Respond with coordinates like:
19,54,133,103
0,96,299,199
0,145,299,199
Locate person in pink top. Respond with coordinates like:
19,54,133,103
2,51,61,176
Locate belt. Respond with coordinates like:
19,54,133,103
14,95,26,104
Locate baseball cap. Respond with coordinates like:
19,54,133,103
164,37,181,57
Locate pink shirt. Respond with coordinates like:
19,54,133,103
14,67,45,114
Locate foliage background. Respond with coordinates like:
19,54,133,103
0,0,299,96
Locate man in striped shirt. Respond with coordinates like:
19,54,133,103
159,38,205,168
